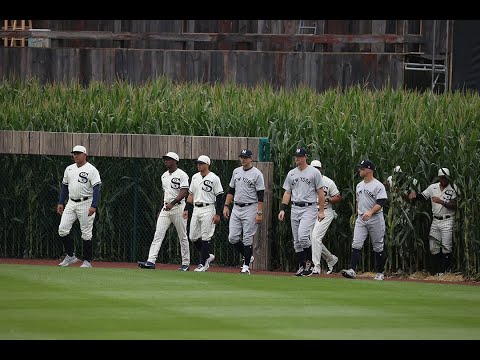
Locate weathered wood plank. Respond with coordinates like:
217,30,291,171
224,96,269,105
100,133,113,157
89,133,101,156
148,135,169,159
112,133,131,158
228,137,248,161
130,134,145,158
72,133,90,153
11,130,29,154
372,20,387,53
54,132,72,155
39,132,58,155
29,131,40,154
209,136,229,161
191,136,211,159
0,130,13,154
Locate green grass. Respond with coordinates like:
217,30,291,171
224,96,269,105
1,264,479,339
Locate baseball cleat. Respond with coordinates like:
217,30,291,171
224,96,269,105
374,273,384,281
80,260,92,268
326,255,338,274
194,264,206,272
341,268,356,279
240,265,251,274
58,255,79,267
241,255,254,268
138,261,155,269
312,267,321,275
295,266,305,276
203,253,215,271
178,265,190,271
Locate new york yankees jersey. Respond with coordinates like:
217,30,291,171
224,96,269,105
356,179,387,215
282,165,323,203
229,166,265,203
320,175,340,210
162,168,189,203
189,171,224,203
421,182,458,217
62,162,101,199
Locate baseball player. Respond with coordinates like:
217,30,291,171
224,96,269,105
57,145,101,268
223,149,265,275
278,148,325,276
310,160,341,275
138,152,190,271
183,155,224,272
341,159,387,280
408,167,458,275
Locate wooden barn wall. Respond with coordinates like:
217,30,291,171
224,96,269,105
0,47,404,91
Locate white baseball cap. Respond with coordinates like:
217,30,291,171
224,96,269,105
438,168,450,177
163,151,179,162
195,155,211,165
311,160,322,168
71,145,87,154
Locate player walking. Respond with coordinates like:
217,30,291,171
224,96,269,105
57,145,101,268
310,160,341,275
341,160,387,281
223,149,265,275
184,155,224,272
408,168,458,276
138,152,190,271
278,148,325,276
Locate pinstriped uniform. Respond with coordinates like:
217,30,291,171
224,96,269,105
147,168,190,265
58,162,101,240
189,171,224,241
421,182,458,254
227,165,265,247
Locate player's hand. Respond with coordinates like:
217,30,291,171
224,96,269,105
255,213,263,224
88,207,97,216
362,210,373,221
432,196,442,204
164,202,173,211
223,207,230,219
212,214,221,224
182,210,189,219
278,210,285,222
57,204,64,215
318,210,325,221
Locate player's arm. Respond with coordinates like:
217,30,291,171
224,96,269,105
166,187,188,211
57,183,69,215
441,197,457,210
223,187,235,219
329,193,342,204
278,191,291,221
255,190,265,223
88,184,101,216
361,198,386,221
183,193,194,219
317,187,326,220
213,193,224,224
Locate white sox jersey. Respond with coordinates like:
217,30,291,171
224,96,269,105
189,171,224,203
421,182,458,217
319,175,339,209
162,168,189,204
229,166,265,203
62,162,101,200
282,165,323,203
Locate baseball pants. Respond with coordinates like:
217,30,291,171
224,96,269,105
147,204,190,266
58,199,95,240
352,213,385,252
311,208,335,267
189,205,216,241
228,204,257,246
429,218,454,254
291,205,318,252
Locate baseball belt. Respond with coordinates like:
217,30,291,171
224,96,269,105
70,197,89,202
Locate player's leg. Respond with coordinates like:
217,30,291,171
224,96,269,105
297,206,318,276
240,206,257,269
76,200,96,267
367,215,386,279
171,206,190,268
290,207,305,275
342,216,368,278
429,220,442,274
199,207,216,270
311,209,334,273
228,207,244,258
58,201,79,266
439,218,454,273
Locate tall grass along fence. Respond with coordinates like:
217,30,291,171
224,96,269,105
1,77,480,276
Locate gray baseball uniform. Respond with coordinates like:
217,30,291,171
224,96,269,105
421,182,457,254
282,165,323,252
189,171,224,242
352,179,388,252
146,168,190,265
228,165,265,247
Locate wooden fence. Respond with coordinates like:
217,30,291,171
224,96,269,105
0,130,274,270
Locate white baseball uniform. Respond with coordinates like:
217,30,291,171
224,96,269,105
58,162,101,240
146,168,190,265
189,171,224,241
421,182,458,254
311,174,339,268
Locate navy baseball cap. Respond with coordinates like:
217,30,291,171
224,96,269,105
294,148,307,157
357,159,376,171
239,149,253,158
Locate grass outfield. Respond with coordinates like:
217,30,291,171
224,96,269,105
1,264,479,340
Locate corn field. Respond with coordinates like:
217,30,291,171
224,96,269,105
1,77,480,276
